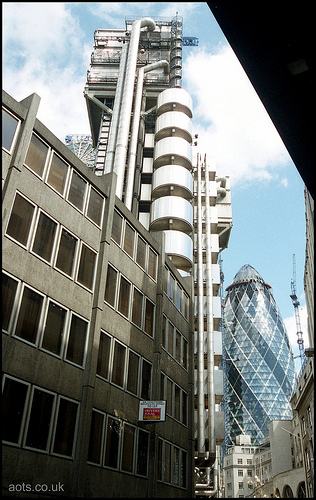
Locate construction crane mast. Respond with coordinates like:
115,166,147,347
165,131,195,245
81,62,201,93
290,254,305,367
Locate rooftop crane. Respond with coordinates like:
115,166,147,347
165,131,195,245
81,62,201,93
290,254,305,367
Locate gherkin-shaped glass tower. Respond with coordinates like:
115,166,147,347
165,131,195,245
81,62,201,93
223,264,296,446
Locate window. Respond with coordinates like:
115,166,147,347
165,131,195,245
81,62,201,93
65,314,88,366
141,359,152,400
144,298,154,336
14,286,44,344
307,406,312,428
104,265,117,307
164,442,171,483
158,439,163,481
176,283,181,310
88,410,104,465
182,338,188,369
167,378,173,416
121,424,135,473
168,321,174,356
53,397,78,457
118,276,131,318
41,301,67,356
137,429,149,476
247,469,252,476
67,170,87,211
136,235,146,269
238,470,243,476
173,446,180,485
175,330,181,362
87,187,103,226
111,210,123,245
6,193,35,246
123,222,135,258
175,385,181,421
25,133,49,177
247,459,252,465
55,228,78,277
238,458,243,464
77,244,96,290
302,416,306,437
162,315,167,349
182,391,187,425
181,450,187,488
169,273,175,301
97,331,111,380
132,288,143,328
104,417,121,469
2,108,19,152
112,341,126,387
32,212,57,262
127,351,139,395
25,388,55,451
2,273,18,332
238,482,244,489
148,247,157,280
47,152,69,195
2,376,29,444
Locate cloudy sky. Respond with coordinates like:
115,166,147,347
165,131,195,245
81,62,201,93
2,2,309,369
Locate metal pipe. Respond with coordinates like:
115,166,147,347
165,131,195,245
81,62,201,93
197,154,205,456
205,156,215,458
125,60,169,209
113,17,156,199
104,41,128,174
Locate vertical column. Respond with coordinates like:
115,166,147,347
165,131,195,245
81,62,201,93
150,87,193,273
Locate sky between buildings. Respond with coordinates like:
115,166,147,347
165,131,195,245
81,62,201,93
2,2,309,371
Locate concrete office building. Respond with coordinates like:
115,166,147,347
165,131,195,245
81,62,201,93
2,88,193,498
223,424,307,499
2,14,232,498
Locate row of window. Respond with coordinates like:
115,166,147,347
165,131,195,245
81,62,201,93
104,264,155,337
165,267,190,320
158,438,187,488
111,209,157,281
2,107,20,154
97,331,152,400
25,131,105,227
5,192,98,292
2,374,79,458
162,315,188,370
88,410,149,477
160,372,188,426
2,109,105,229
3,271,89,368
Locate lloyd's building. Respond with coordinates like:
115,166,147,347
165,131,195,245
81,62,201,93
2,15,232,498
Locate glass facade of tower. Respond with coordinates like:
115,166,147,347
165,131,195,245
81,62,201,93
223,265,296,446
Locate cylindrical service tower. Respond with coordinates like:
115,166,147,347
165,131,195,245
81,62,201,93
150,88,193,272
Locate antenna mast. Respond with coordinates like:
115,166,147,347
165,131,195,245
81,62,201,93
290,254,305,367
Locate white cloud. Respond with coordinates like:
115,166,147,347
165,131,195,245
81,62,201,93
184,46,290,186
281,178,289,188
2,2,91,141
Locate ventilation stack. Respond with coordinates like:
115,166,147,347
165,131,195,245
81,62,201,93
150,87,193,272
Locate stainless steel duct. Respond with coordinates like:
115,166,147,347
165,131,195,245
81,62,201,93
125,60,169,210
205,157,215,458
104,42,128,174
113,17,156,199
196,154,205,456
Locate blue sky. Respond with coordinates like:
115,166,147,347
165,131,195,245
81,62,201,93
2,2,309,368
